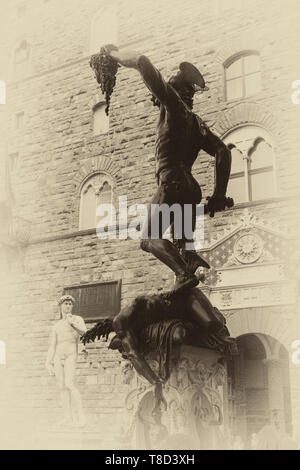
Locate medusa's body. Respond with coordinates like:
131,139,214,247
112,287,232,385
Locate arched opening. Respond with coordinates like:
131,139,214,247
79,173,113,230
93,102,109,135
224,125,277,204
225,333,292,447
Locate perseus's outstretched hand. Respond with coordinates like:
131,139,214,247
102,44,118,54
204,195,234,218
103,44,141,68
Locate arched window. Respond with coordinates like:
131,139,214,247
93,103,109,135
90,7,118,55
79,173,113,230
0,80,6,105
224,126,276,204
224,52,261,101
14,40,30,80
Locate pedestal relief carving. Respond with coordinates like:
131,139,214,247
120,346,228,450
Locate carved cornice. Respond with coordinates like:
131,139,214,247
200,208,292,252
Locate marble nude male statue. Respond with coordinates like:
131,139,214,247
104,45,233,292
45,295,87,426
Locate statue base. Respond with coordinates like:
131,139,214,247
120,344,229,450
82,287,237,449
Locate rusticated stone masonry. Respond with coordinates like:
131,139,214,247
0,0,299,440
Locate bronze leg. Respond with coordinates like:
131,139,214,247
140,183,189,277
141,238,187,276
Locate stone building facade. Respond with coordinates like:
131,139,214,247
0,0,300,448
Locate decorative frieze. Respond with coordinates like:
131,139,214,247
210,282,296,310
120,346,227,450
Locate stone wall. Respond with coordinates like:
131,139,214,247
0,0,300,445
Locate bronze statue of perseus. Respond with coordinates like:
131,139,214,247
87,45,236,409
95,45,233,292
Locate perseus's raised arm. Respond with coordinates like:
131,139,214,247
109,47,182,111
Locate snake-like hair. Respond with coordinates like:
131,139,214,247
90,46,119,116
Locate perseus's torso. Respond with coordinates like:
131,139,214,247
155,105,201,176
135,55,207,177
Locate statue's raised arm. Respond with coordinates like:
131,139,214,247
108,46,188,114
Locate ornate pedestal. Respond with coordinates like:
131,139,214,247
121,345,227,450
83,287,236,449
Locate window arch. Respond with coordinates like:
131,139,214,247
224,126,276,204
79,173,113,230
90,6,118,55
93,102,109,135
224,52,261,101
13,40,31,80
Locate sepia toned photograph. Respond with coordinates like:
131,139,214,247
0,0,300,452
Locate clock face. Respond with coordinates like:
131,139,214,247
233,233,263,264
